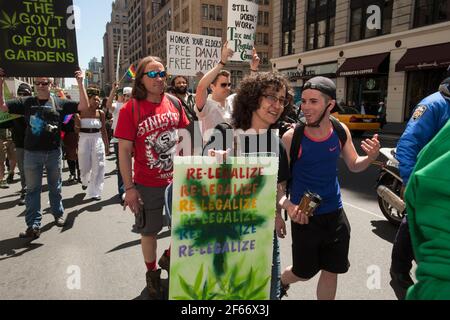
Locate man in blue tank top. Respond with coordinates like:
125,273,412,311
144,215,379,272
278,76,380,299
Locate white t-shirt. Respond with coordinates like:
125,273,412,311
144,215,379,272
111,101,124,143
195,94,235,142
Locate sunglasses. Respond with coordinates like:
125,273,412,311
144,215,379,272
220,83,232,88
145,70,166,78
262,94,289,107
34,81,49,86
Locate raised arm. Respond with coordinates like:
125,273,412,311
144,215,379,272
195,41,234,110
250,47,260,73
106,82,118,111
0,68,8,112
76,70,89,112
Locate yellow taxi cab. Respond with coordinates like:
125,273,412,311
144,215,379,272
331,105,380,136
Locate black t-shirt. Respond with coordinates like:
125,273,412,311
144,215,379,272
204,129,289,184
237,131,289,184
7,96,78,151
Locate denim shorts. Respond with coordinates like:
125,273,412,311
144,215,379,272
132,184,166,236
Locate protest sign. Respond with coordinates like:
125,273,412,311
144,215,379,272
0,0,79,77
167,31,222,76
0,82,21,124
169,156,278,300
227,0,258,62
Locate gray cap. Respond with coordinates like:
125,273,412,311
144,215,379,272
303,76,336,99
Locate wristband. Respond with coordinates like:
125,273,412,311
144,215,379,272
250,69,258,72
125,185,136,192
219,60,226,66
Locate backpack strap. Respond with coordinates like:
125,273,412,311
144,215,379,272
131,98,140,140
329,115,347,147
289,118,306,175
164,93,183,116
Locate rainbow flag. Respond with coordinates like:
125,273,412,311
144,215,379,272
126,64,136,80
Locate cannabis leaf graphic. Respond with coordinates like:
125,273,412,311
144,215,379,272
175,262,270,300
0,11,19,30
174,163,268,276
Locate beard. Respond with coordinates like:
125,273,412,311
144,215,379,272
174,86,187,95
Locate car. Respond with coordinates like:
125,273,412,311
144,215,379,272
331,105,381,136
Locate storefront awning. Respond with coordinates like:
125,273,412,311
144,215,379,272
337,53,390,77
395,42,450,72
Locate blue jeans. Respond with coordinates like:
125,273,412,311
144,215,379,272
270,230,281,300
24,148,64,229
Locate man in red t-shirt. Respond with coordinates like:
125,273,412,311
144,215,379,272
115,56,189,299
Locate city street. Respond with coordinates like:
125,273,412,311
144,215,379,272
0,135,407,300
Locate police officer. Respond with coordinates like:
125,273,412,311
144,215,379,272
391,70,450,291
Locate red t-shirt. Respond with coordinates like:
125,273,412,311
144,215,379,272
114,95,189,187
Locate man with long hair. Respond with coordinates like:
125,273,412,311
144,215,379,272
115,56,189,299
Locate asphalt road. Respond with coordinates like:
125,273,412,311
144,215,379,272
0,135,408,300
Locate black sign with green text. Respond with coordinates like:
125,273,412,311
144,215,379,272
0,0,79,77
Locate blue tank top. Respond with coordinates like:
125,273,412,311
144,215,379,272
290,128,343,215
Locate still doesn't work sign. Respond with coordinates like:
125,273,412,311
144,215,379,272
0,0,79,77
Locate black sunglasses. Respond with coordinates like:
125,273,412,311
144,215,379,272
145,70,167,78
220,82,232,88
35,81,49,86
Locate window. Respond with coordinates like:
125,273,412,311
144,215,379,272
306,0,335,51
202,4,208,20
350,0,393,42
216,6,223,21
174,14,180,29
216,28,223,38
209,5,215,20
414,0,450,27
202,27,208,35
264,12,269,26
258,11,263,25
182,7,189,24
263,33,269,45
259,52,269,65
281,0,296,56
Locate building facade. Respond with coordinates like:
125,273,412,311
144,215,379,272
103,0,130,91
272,0,450,122
128,0,147,65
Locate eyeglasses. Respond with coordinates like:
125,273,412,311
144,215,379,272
263,94,289,107
34,81,49,86
220,83,232,88
145,70,166,78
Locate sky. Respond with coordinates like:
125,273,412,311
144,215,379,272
65,0,114,88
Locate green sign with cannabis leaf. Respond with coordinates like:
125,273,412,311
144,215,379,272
169,156,278,300
0,0,79,77
0,81,21,124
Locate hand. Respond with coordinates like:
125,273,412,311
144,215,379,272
208,148,231,163
75,70,84,84
221,41,234,64
250,47,260,71
361,134,380,161
275,214,286,238
123,187,144,214
287,202,309,225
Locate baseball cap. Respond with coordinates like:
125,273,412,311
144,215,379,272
123,87,132,96
303,76,336,99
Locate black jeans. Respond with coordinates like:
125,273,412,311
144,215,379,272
114,143,124,198
391,216,415,273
